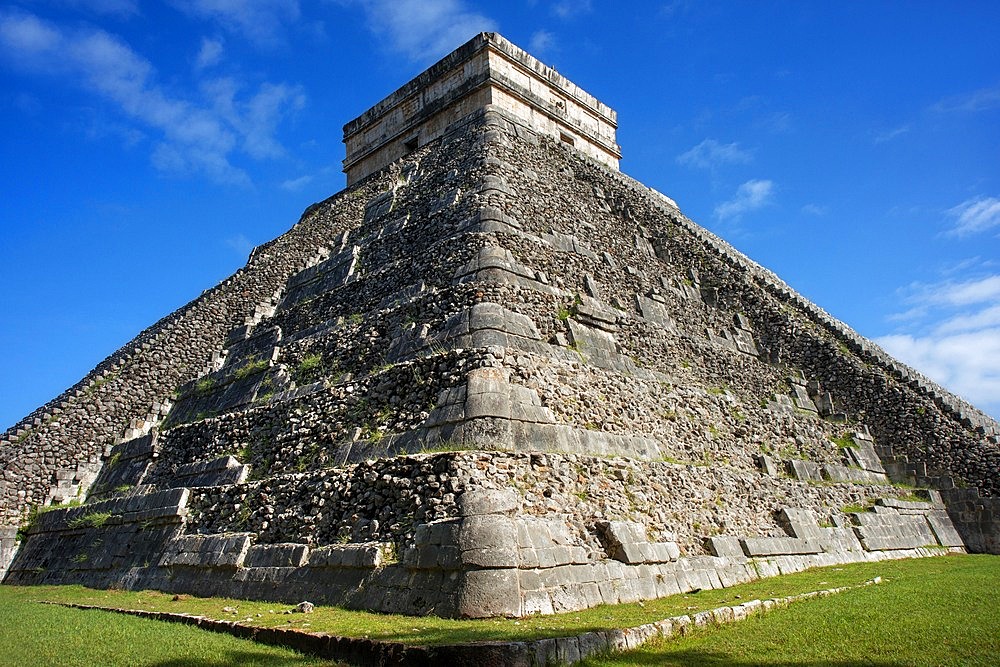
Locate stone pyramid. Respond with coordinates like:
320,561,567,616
3,33,998,619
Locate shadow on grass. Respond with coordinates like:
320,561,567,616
147,650,333,667
592,649,905,667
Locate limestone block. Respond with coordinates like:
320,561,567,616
577,632,610,660
244,543,309,568
653,570,682,597
755,454,780,476
596,520,644,562
464,391,512,420
458,515,517,552
876,498,933,511
925,510,964,547
852,511,938,550
458,489,519,517
635,295,677,331
785,459,824,482
169,456,249,488
705,536,746,560
456,568,521,618
778,508,822,540
844,439,887,474
521,587,555,615
161,533,251,569
740,537,821,557
307,543,385,569
791,384,818,412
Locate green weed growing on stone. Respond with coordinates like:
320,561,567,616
194,376,216,394
295,353,323,380
841,500,875,514
67,512,113,529
234,358,269,380
832,433,856,449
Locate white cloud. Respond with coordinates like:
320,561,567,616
0,10,303,185
946,196,1000,237
874,124,910,144
529,30,556,54
933,304,1000,335
880,270,1000,416
552,0,592,19
358,0,497,63
201,77,306,159
280,174,313,191
225,233,255,255
877,330,1000,415
677,139,751,170
800,203,828,216
903,275,1000,309
170,0,300,45
196,37,224,69
714,179,774,221
0,11,61,59
932,85,1000,114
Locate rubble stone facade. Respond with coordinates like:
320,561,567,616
2,34,997,617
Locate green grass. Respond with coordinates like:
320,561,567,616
1,555,996,666
0,586,330,666
582,554,1000,666
0,555,982,649
235,358,270,380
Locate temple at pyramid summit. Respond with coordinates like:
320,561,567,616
3,33,1000,620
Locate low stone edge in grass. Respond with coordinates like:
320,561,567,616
40,577,882,666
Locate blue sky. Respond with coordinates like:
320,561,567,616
1,1,998,430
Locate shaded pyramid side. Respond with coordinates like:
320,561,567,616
3,106,990,617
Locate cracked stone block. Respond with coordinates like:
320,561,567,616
740,536,821,557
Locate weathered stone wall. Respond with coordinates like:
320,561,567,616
479,108,1000,501
2,99,994,617
4,458,963,618
0,104,497,528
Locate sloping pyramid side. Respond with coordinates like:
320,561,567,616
2,107,997,617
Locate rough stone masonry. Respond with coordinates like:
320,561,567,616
1,33,997,617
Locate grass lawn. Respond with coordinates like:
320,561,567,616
0,553,996,665
0,588,332,666
583,553,1000,666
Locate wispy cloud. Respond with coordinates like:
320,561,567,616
879,269,1000,415
0,9,304,185
946,196,1000,237
874,124,910,143
877,330,1000,414
201,77,305,160
357,0,496,63
225,232,254,255
932,84,1000,114
529,30,556,55
676,139,751,170
714,179,774,221
800,203,828,216
195,37,224,70
552,0,592,19
901,275,1000,310
169,0,300,46
280,174,313,191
